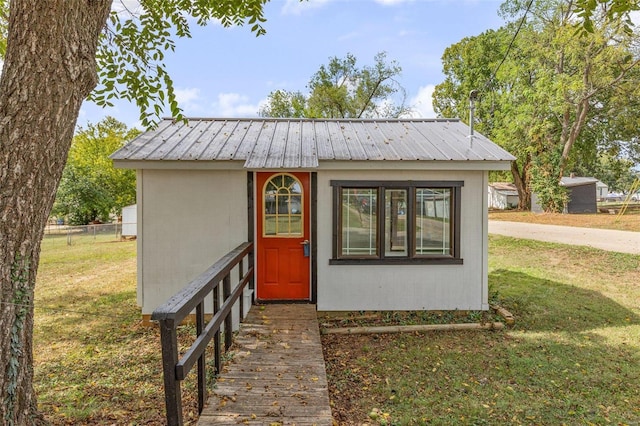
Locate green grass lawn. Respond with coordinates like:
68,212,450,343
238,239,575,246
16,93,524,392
35,236,174,425
324,236,640,425
33,233,640,424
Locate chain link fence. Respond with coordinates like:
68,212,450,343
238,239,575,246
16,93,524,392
43,222,134,246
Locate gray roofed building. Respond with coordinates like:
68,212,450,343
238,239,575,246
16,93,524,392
113,116,516,324
560,176,599,187
532,175,600,214
110,118,515,168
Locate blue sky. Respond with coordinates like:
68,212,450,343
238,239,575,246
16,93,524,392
79,0,507,129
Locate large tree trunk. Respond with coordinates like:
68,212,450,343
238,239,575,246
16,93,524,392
511,154,531,210
0,1,111,424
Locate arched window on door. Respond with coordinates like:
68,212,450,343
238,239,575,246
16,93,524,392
262,173,303,237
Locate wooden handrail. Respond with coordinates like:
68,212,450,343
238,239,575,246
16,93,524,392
151,242,254,426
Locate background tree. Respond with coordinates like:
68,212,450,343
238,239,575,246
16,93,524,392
52,117,139,225
433,0,640,211
259,89,307,118
0,1,268,424
576,0,639,33
574,152,637,192
568,76,640,191
260,52,411,118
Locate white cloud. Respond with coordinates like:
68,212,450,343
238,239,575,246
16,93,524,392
256,97,271,114
167,87,211,118
211,93,261,117
175,87,200,107
405,84,437,118
281,0,332,15
129,89,263,119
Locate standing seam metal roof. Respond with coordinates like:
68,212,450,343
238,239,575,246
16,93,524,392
110,118,516,168
560,177,599,187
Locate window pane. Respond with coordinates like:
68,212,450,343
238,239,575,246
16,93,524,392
415,188,451,255
290,195,301,214
263,174,303,236
341,188,377,256
385,189,408,257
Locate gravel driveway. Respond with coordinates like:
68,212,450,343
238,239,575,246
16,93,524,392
488,221,640,255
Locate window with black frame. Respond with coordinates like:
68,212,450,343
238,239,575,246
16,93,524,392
331,181,463,265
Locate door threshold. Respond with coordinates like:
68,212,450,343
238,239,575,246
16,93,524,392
255,299,313,304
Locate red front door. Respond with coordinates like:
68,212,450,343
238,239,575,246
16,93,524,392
256,172,310,300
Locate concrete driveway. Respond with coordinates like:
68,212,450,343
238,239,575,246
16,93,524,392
488,221,640,255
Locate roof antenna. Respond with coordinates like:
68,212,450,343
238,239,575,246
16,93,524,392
469,90,479,147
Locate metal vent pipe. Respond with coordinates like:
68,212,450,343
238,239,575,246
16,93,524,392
469,90,478,137
469,90,479,145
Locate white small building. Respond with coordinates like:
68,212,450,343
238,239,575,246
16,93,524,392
596,181,608,201
111,118,515,322
488,182,519,210
121,204,137,237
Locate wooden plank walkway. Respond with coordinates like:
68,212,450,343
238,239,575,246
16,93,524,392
198,304,333,425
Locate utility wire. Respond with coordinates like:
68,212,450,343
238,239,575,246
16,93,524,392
484,0,535,91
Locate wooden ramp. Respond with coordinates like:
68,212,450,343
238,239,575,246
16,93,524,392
198,304,333,425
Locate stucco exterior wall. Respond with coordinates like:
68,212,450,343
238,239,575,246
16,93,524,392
315,169,489,311
137,169,248,315
136,167,491,314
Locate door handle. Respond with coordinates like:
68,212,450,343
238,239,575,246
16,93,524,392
300,240,310,257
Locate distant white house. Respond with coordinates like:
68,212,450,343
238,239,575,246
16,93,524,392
488,182,519,210
121,204,137,237
595,181,608,201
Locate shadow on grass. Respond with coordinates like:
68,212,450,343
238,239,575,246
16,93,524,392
490,269,639,332
326,320,640,424
326,269,640,424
